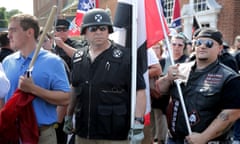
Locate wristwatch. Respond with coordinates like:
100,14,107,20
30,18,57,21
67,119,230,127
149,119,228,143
135,117,144,124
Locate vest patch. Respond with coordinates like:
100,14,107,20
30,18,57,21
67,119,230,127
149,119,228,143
189,110,200,126
73,50,84,63
112,49,123,58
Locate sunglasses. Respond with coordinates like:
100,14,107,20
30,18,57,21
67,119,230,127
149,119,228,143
172,43,184,47
195,39,214,48
56,27,68,32
88,25,108,32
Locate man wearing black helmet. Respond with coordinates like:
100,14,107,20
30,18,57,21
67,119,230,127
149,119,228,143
63,8,146,144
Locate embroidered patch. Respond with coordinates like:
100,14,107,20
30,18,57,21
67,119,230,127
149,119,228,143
112,49,123,58
205,73,223,85
73,50,84,63
189,110,200,126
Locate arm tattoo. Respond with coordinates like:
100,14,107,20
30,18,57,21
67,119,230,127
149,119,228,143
218,112,229,121
215,112,233,136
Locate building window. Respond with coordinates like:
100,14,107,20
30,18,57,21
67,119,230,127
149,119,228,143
162,0,210,25
162,0,174,24
194,0,209,12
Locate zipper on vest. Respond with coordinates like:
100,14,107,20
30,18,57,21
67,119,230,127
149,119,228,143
87,81,92,138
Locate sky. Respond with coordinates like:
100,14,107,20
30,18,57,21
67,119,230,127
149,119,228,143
0,0,33,14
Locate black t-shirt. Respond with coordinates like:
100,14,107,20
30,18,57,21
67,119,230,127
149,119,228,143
221,77,240,109
219,50,239,73
0,48,14,62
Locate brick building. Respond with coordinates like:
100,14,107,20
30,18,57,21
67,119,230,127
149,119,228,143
180,0,240,46
34,0,240,46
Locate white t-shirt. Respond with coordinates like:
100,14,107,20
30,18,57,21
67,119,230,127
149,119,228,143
0,63,10,98
144,48,159,114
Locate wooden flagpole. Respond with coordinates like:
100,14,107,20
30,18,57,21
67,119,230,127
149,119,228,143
27,6,57,73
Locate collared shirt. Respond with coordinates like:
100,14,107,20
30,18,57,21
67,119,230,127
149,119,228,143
2,48,70,126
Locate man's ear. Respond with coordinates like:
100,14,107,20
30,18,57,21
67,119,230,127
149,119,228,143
218,44,223,55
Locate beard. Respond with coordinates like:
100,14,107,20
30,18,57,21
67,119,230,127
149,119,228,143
197,57,208,61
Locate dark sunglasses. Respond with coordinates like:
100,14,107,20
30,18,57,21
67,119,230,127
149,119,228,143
195,39,214,48
56,27,68,32
172,43,184,47
88,25,108,32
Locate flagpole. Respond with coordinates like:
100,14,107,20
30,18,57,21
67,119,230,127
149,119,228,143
52,0,59,49
28,6,57,72
155,0,192,135
190,0,201,37
130,0,138,130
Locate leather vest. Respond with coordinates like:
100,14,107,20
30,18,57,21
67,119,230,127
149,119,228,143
71,43,131,140
168,61,238,139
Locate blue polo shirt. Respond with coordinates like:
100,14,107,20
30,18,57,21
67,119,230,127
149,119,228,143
2,48,70,126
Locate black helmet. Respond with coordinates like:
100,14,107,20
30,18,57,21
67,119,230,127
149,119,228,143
80,8,113,34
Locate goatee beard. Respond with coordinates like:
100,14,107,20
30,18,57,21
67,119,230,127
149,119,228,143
198,58,208,61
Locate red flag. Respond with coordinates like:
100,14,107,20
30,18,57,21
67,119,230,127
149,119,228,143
145,0,169,48
171,0,181,28
69,0,98,36
0,89,38,143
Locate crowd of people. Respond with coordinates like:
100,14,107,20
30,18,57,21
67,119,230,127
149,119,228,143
0,8,240,144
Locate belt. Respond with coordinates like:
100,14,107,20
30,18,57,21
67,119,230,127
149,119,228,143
39,123,58,131
208,141,235,144
168,137,233,144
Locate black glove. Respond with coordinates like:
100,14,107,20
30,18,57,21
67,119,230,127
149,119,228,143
63,115,73,134
128,123,144,144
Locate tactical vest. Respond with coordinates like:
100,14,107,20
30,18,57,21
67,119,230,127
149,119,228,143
168,61,239,140
71,43,131,140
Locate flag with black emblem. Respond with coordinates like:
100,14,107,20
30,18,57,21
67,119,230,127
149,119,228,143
110,0,169,126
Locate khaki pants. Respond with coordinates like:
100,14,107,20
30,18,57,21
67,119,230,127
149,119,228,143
151,108,168,143
75,135,129,144
38,126,57,144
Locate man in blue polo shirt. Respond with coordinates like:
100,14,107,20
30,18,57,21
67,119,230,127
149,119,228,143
2,13,71,143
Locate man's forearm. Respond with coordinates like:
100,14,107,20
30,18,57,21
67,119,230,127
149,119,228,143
62,43,77,58
135,89,146,117
157,75,172,95
201,109,240,141
66,89,78,116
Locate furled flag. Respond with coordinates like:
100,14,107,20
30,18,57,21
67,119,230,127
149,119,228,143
0,89,38,143
110,0,169,126
192,15,201,32
171,0,181,29
69,0,98,36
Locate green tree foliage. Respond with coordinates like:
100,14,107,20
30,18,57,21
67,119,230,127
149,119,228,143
0,7,8,27
0,7,22,28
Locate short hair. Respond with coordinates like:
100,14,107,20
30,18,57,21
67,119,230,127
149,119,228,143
171,33,187,45
0,31,9,47
9,14,40,40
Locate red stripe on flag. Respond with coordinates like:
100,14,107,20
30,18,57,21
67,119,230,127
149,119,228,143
145,0,169,48
171,0,181,28
69,0,98,37
75,11,84,26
